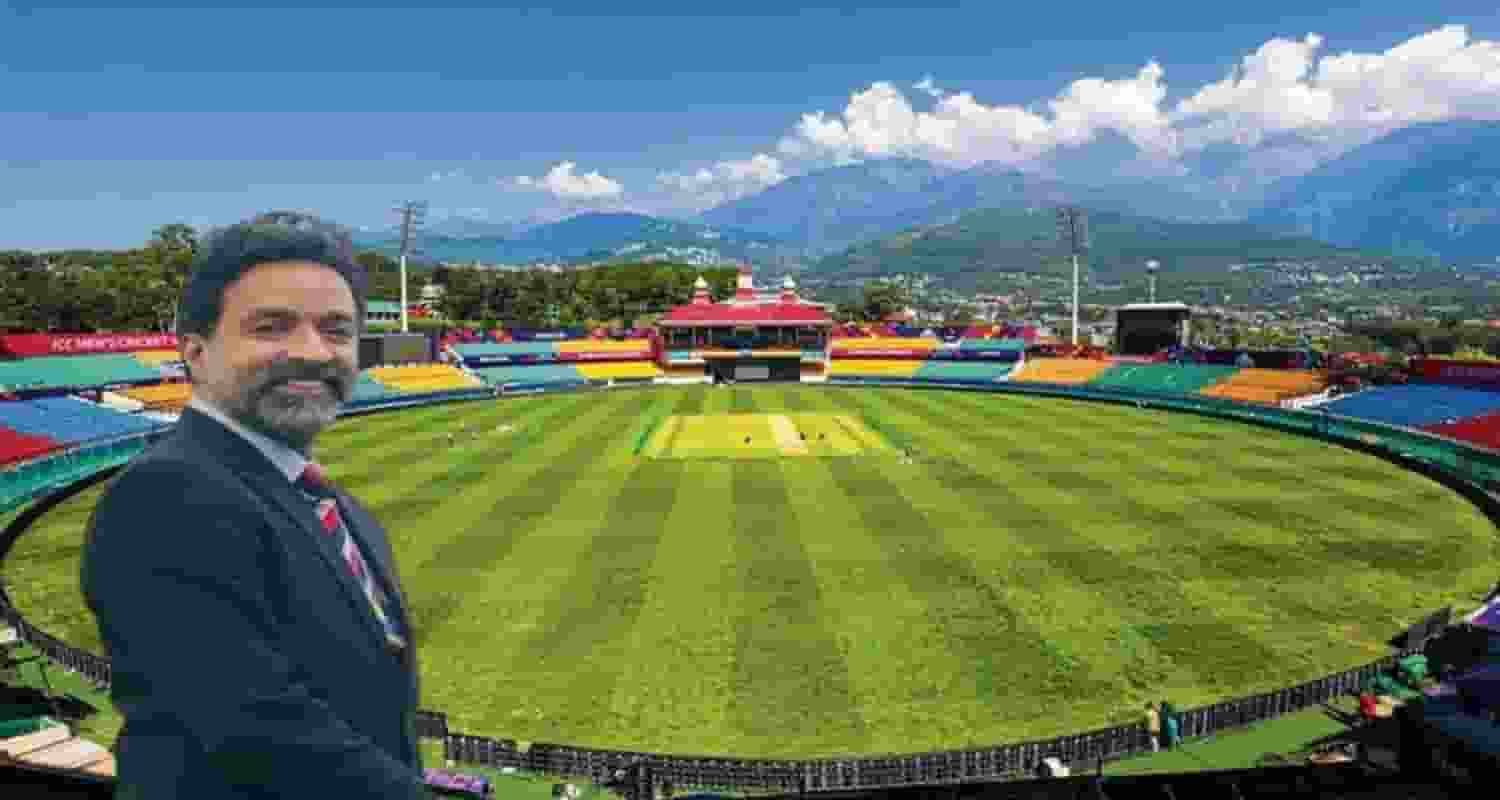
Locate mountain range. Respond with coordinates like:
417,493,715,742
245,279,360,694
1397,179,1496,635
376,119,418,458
811,206,1371,290
1250,120,1500,263
355,212,787,267
698,158,1215,254
355,121,1499,272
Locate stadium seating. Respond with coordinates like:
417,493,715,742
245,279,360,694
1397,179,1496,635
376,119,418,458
130,349,183,368
1199,369,1328,405
118,381,193,412
0,396,160,445
574,361,663,381
911,361,1015,383
829,337,939,356
1322,385,1500,429
0,354,161,392
1422,410,1500,451
957,338,1026,355
827,359,924,380
472,364,587,390
555,340,651,355
452,342,557,360
365,364,482,394
1010,358,1114,385
1088,363,1240,394
0,426,62,466
350,374,401,404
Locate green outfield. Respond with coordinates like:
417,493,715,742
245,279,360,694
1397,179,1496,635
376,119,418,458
3,384,1498,762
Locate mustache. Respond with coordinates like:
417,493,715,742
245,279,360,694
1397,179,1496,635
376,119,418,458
263,366,350,388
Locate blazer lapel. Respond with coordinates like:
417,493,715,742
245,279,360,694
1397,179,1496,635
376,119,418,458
174,407,387,650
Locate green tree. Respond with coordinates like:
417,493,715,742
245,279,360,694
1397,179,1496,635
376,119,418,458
859,284,911,322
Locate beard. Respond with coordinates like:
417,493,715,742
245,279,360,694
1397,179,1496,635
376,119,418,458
220,362,356,452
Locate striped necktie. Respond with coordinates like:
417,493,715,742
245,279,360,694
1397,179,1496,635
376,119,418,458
296,461,407,654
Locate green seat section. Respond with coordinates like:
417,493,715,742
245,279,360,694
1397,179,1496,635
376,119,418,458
0,354,162,391
351,374,400,403
913,361,1015,383
957,338,1026,354
1089,364,1240,394
472,364,585,388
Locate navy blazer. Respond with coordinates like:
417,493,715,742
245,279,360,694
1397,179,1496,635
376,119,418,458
80,405,430,799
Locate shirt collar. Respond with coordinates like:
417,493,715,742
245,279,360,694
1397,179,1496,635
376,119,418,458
188,394,309,485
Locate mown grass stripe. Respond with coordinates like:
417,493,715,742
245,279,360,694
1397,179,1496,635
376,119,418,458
726,459,865,753
502,459,685,743
601,460,740,754
867,388,1286,690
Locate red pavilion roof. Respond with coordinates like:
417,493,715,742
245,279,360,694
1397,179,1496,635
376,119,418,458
658,303,831,326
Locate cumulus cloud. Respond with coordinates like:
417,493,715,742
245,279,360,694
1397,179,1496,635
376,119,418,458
777,24,1500,180
512,161,624,200
656,153,787,210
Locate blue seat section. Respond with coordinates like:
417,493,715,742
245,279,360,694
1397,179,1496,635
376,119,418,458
1323,385,1500,429
452,343,559,365
472,364,585,388
0,396,161,444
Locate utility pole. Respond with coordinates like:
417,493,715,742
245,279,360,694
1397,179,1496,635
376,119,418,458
393,201,428,333
1056,206,1089,345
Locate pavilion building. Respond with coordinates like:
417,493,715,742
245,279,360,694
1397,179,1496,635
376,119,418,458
656,264,833,383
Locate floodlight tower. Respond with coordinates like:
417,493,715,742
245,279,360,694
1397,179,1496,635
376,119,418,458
393,201,428,333
1146,259,1160,303
1055,206,1089,345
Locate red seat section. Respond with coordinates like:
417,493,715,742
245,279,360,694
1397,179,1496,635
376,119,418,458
0,425,64,466
1422,410,1500,451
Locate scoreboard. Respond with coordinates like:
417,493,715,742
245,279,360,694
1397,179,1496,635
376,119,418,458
359,333,434,369
1115,304,1191,356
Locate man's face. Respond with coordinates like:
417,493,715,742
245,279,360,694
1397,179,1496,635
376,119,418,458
183,260,360,453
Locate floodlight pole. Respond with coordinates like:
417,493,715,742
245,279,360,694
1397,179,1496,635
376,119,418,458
1056,207,1088,346
1071,253,1080,346
394,201,428,334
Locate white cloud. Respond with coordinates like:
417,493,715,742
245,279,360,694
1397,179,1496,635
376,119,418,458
776,24,1500,179
512,161,624,199
656,153,787,210
426,168,469,183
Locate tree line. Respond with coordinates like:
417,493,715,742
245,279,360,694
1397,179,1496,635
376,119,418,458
1,223,928,335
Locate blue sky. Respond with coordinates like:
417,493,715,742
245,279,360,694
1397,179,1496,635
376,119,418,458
3,1,1499,249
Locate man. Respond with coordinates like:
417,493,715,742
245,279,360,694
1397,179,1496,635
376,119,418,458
80,211,431,799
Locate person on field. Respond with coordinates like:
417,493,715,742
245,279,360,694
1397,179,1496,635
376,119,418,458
1145,702,1162,752
1161,701,1181,749
80,211,430,799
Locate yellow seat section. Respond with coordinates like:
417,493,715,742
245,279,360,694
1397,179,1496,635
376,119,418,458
1200,369,1328,405
119,381,193,412
1011,358,1114,384
829,337,938,354
556,340,653,354
365,364,482,393
132,349,184,367
827,359,924,377
575,361,663,380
